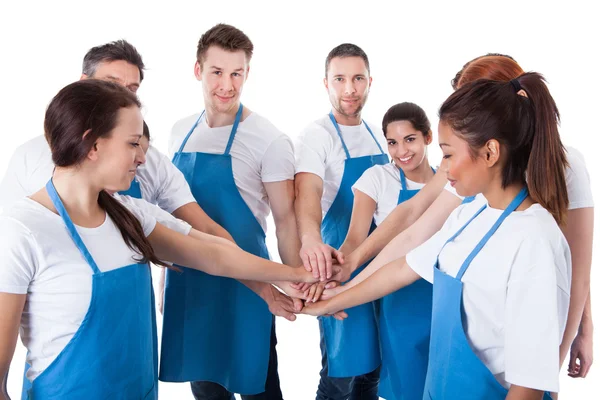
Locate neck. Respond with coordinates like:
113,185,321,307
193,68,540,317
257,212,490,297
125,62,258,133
403,158,434,184
332,108,361,126
205,102,242,128
482,180,527,210
51,167,104,226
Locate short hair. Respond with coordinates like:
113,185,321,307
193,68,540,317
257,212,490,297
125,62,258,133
82,40,145,81
196,24,253,66
325,43,370,77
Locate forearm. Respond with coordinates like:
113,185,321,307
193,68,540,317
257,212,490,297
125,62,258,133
324,258,420,314
173,203,234,242
505,385,544,400
275,216,303,267
560,280,590,365
295,194,323,244
151,224,312,283
351,172,448,266
580,294,593,335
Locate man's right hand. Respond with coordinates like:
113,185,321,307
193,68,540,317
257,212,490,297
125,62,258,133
299,235,344,281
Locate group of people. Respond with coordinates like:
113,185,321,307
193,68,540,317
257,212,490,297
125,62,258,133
0,22,594,400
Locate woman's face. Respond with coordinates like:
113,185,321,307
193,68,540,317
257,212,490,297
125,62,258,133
438,120,490,197
92,106,146,193
385,120,431,173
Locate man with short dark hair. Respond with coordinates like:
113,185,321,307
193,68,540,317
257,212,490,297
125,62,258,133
294,43,388,400
161,24,304,400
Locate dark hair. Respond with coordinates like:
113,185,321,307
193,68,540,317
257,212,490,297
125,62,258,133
45,79,168,267
439,73,568,225
451,53,518,90
325,43,370,77
82,40,145,81
197,24,253,66
382,102,431,138
142,120,150,140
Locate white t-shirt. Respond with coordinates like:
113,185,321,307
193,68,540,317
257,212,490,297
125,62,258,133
406,194,571,393
0,135,196,214
295,114,388,216
443,146,594,210
169,112,295,233
0,197,158,381
352,163,426,226
113,193,191,235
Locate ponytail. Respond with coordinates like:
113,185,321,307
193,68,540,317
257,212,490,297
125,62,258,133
517,73,569,225
98,191,171,268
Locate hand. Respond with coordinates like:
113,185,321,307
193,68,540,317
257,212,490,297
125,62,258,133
301,299,348,321
321,282,347,300
304,281,340,303
264,285,303,322
276,281,310,301
299,236,344,281
568,331,593,378
290,282,312,292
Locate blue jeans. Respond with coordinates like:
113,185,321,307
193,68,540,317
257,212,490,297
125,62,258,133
316,319,380,400
190,318,282,400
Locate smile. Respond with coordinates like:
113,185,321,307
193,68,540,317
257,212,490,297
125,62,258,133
398,155,414,164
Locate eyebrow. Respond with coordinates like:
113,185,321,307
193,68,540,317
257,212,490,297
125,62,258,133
439,143,450,147
403,133,416,140
209,66,245,72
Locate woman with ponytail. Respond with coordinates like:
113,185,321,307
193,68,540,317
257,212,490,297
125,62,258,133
304,73,570,398
0,79,316,400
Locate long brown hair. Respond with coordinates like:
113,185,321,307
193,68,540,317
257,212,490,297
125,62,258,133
45,79,168,266
439,73,568,225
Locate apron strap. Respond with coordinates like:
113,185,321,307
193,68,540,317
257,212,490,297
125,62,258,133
456,187,528,279
328,112,351,159
176,111,205,155
45,180,101,274
224,104,244,156
399,166,437,191
363,121,385,155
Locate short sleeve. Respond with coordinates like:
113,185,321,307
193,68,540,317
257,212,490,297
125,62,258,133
0,146,29,212
294,123,331,179
503,234,569,393
139,146,196,214
0,217,39,294
261,135,295,183
115,195,191,235
565,147,594,210
352,165,384,203
118,199,158,237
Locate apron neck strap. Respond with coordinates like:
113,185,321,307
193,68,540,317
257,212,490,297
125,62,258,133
176,104,244,156
224,104,244,156
399,166,436,191
455,187,529,279
45,179,101,274
328,111,385,159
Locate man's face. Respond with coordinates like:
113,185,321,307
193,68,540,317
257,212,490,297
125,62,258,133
195,46,249,115
82,59,141,93
324,56,371,119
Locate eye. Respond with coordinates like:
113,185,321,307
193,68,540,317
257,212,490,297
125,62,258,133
443,154,452,159
334,77,343,82
387,140,396,146
213,71,222,76
131,142,140,147
406,137,415,143
232,72,240,77
355,76,364,81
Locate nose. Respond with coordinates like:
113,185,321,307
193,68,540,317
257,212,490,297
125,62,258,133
343,80,356,95
135,145,146,166
220,74,234,92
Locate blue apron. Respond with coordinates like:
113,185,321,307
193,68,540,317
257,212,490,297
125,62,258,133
423,188,553,399
378,167,434,400
21,176,144,397
22,179,157,399
159,105,272,395
119,177,143,198
320,112,389,378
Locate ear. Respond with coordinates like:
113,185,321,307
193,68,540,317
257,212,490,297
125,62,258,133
483,139,501,167
194,62,202,81
80,74,89,81
83,129,100,161
424,130,433,145
323,77,329,91
245,65,250,82
368,76,373,89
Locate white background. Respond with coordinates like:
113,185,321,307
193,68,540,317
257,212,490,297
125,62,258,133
1,0,599,398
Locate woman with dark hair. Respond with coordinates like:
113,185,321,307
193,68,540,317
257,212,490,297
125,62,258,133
305,102,436,399
0,79,317,400
325,55,594,384
304,73,570,398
